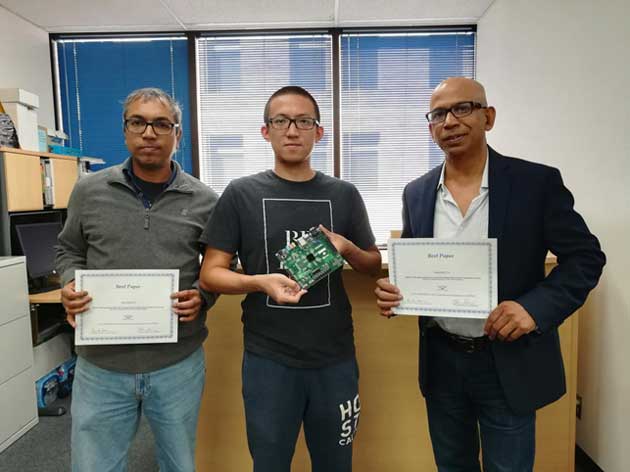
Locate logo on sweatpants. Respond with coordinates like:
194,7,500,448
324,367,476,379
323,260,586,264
338,394,360,446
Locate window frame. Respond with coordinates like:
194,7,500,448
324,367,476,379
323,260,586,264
51,25,476,243
51,25,475,179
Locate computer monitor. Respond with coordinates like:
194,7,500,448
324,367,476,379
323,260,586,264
15,221,63,291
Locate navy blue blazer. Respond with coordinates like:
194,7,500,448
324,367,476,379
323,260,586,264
401,146,605,414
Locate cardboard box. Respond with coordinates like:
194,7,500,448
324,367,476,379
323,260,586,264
0,88,39,109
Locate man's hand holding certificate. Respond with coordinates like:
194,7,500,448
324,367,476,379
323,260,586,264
386,238,497,318
74,269,179,345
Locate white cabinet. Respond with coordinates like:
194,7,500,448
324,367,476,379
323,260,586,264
0,257,38,453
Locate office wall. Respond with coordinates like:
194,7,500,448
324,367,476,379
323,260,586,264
477,1,630,470
0,6,54,128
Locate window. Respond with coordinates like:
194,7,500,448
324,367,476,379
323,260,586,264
55,36,192,172
197,34,333,194
54,28,475,242
340,31,475,243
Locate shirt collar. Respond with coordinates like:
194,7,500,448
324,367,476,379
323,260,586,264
437,149,489,191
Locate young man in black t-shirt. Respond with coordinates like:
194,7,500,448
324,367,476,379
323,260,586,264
200,86,381,472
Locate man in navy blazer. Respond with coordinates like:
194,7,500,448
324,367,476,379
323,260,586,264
375,77,605,471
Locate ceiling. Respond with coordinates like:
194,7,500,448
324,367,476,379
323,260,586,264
0,0,494,33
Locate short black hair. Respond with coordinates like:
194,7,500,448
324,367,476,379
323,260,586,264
263,86,321,124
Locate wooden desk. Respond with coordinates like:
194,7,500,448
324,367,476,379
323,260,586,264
28,289,64,346
27,288,71,384
29,289,61,304
196,261,577,471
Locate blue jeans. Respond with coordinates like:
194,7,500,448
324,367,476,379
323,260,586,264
242,351,360,472
71,347,205,472
425,330,535,472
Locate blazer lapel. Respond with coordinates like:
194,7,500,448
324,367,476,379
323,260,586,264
488,146,511,240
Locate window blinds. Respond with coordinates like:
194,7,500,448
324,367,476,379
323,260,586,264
55,36,191,171
340,32,475,243
196,34,333,194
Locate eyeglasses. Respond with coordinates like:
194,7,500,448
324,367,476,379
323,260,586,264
267,116,319,130
124,117,180,135
425,101,487,125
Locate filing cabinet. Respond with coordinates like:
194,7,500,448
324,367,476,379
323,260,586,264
0,256,38,453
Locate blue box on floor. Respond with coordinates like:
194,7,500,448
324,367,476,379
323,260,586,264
35,371,60,408
57,356,76,398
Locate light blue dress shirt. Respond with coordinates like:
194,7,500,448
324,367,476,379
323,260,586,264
433,153,489,338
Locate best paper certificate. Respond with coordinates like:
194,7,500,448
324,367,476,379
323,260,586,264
74,269,179,345
388,239,497,318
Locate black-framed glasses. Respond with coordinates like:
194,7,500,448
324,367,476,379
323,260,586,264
425,101,487,124
267,116,319,130
124,117,180,135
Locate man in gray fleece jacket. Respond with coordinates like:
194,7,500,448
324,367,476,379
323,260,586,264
56,88,218,472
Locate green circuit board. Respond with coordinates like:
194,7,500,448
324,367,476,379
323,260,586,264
275,226,345,289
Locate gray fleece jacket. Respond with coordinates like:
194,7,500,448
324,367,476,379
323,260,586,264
56,158,218,373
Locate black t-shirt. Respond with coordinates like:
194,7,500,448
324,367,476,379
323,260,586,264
133,176,170,206
201,170,375,368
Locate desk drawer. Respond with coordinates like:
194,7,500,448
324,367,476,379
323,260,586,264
0,367,38,452
0,316,33,385
0,262,29,326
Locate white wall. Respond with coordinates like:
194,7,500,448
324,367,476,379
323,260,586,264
0,6,54,128
477,1,630,470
